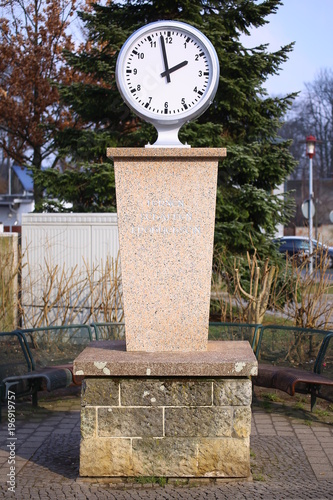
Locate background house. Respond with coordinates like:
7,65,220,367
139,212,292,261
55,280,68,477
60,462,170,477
285,178,333,244
0,164,34,232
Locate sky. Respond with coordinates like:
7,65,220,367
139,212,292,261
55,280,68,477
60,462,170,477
241,0,333,97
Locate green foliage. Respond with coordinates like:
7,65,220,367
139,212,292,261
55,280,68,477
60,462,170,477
33,163,116,213
36,0,297,255
262,392,282,402
134,476,166,487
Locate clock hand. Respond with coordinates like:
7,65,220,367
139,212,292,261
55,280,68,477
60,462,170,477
161,60,188,78
160,35,171,83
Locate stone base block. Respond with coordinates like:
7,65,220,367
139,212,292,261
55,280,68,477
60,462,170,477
79,376,252,479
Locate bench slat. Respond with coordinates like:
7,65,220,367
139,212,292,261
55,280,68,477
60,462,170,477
253,364,333,396
3,367,72,398
253,326,333,410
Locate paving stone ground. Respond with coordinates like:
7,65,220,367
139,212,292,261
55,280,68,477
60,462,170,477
0,389,332,499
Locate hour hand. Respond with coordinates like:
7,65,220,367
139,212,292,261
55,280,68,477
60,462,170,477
161,60,188,78
160,35,171,83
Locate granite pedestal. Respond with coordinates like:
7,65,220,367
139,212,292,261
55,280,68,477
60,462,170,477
107,148,226,352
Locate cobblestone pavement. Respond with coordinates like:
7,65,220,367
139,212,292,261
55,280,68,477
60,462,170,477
0,392,332,499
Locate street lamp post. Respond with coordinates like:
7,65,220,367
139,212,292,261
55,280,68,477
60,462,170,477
305,135,316,274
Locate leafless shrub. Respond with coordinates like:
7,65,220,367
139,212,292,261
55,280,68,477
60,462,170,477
212,249,277,325
270,247,333,329
234,251,277,325
211,249,238,323
212,245,333,331
86,255,123,324
17,248,123,329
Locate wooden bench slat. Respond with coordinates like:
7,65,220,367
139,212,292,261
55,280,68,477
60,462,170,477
253,364,333,396
252,326,333,410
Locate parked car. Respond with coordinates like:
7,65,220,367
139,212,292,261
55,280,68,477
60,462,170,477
273,236,333,268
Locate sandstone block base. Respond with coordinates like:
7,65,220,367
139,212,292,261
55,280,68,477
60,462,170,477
76,341,256,479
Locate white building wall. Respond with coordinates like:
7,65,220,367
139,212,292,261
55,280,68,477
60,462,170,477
22,213,119,269
273,183,285,238
21,213,120,327
0,199,34,230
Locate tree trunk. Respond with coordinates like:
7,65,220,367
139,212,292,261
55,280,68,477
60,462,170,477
33,146,43,206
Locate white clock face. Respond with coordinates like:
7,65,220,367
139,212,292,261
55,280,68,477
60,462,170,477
116,21,219,127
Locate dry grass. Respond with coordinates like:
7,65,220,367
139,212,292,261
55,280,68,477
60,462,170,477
0,237,123,330
270,250,333,329
0,235,20,330
212,246,333,329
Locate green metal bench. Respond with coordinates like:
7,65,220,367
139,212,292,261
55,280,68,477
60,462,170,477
90,321,261,345
88,320,333,410
1,324,94,411
20,324,94,385
252,325,333,410
208,322,261,349
91,322,125,340
315,333,333,404
0,330,73,420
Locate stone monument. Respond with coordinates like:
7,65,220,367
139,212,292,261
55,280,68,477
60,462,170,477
109,147,223,352
74,20,257,481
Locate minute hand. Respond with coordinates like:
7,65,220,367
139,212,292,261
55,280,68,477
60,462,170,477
161,60,188,78
160,35,171,83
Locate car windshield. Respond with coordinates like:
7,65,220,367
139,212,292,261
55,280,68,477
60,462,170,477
299,240,309,250
275,238,329,250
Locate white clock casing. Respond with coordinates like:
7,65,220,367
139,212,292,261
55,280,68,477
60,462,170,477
116,20,220,147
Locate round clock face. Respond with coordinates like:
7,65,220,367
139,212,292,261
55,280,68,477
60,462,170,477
116,20,219,127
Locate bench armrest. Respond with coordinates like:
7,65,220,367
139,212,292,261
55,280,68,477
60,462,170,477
2,367,72,399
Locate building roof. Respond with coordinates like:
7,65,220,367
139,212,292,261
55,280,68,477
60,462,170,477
12,165,33,192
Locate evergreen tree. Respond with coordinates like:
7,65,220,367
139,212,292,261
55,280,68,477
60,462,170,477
40,0,297,254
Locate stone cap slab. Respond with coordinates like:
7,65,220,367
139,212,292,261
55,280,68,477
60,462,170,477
107,147,227,159
73,341,258,378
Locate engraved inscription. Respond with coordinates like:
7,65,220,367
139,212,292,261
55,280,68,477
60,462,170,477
147,199,184,208
131,226,200,236
131,199,200,237
140,212,192,223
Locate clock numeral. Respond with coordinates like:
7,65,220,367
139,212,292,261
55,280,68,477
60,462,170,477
137,53,144,59
181,98,186,105
193,87,204,96
137,85,141,91
144,97,152,108
165,36,172,44
133,68,138,75
164,102,168,108
198,70,203,77
150,41,157,48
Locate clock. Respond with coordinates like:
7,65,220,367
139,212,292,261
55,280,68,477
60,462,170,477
116,20,220,147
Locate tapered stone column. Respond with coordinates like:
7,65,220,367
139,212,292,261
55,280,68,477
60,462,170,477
107,148,226,352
